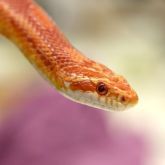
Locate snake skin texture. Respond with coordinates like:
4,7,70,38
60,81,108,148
0,0,138,111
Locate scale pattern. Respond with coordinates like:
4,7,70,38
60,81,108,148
0,0,138,111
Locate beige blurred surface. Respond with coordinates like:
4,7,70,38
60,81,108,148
0,0,165,165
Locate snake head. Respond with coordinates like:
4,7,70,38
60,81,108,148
94,75,138,110
61,62,138,111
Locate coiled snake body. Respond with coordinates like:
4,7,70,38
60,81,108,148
0,0,138,111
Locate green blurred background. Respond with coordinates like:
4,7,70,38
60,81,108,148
0,0,165,164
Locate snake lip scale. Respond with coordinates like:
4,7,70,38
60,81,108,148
0,0,138,111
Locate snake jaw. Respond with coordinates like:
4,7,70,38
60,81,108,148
61,89,126,111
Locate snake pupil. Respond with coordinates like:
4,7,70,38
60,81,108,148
120,96,127,103
96,82,108,95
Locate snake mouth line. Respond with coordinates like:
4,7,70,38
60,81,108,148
60,89,128,111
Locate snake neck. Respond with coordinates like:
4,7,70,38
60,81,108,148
0,0,88,89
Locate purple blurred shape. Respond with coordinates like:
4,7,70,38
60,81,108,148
0,85,148,165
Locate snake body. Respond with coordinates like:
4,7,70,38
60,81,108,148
0,0,138,111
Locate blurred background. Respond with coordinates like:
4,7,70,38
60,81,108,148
0,0,165,165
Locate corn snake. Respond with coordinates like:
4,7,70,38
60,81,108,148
0,0,138,111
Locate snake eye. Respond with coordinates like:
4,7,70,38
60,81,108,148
120,96,126,102
96,82,108,95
